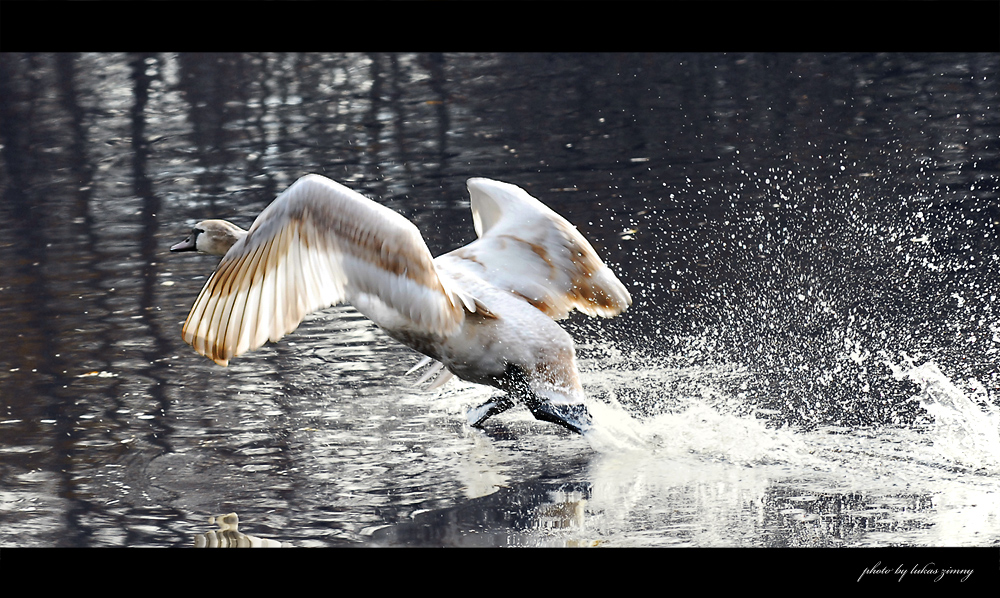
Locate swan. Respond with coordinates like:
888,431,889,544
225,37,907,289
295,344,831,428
170,174,631,434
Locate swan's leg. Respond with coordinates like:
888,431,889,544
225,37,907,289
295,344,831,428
479,363,592,434
467,395,515,428
500,366,593,434
523,348,593,434
466,392,591,434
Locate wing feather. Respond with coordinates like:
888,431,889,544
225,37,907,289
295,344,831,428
233,237,268,356
441,178,631,320
182,174,465,366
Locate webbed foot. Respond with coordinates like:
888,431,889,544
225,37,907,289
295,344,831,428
467,395,516,428
527,401,593,435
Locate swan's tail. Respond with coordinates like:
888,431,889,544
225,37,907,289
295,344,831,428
406,356,455,389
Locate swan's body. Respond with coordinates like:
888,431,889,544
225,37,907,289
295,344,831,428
171,175,630,434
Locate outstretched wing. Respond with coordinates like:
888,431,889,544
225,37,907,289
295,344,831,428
439,178,631,320
182,174,466,366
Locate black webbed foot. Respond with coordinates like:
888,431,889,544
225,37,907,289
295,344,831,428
471,365,593,435
526,401,593,435
467,395,516,428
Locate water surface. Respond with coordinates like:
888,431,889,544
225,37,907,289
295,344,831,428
0,52,997,550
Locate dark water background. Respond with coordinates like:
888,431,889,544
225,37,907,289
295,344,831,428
0,53,997,549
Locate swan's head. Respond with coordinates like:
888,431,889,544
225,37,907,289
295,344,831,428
170,219,246,257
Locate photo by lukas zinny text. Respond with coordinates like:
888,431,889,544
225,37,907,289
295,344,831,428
858,561,973,583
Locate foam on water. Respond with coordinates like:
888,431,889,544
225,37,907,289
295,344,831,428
583,387,810,466
578,339,1000,479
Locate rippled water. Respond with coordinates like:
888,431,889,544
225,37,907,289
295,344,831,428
0,53,998,552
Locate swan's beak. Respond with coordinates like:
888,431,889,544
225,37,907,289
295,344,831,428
171,235,197,252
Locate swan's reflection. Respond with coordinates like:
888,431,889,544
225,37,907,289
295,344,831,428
193,513,284,548
370,481,595,547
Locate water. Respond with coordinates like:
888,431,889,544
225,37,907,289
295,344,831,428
0,53,998,552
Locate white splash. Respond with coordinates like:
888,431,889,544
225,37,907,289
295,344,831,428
578,357,810,466
889,358,1000,472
